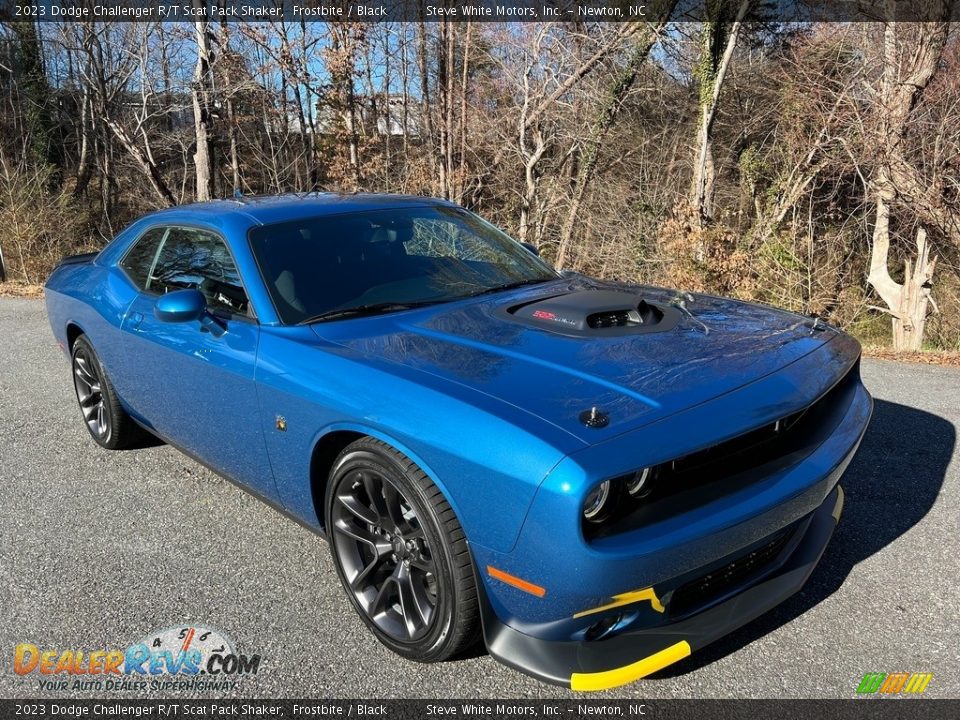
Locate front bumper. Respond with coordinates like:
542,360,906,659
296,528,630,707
480,482,846,690
472,340,872,690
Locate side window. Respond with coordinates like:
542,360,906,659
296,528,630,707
120,227,167,290
150,227,250,316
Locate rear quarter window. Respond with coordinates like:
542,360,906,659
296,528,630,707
119,227,166,290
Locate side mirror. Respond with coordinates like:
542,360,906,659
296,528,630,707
154,289,207,323
520,242,540,257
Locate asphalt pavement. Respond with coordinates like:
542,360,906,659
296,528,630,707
1,297,958,699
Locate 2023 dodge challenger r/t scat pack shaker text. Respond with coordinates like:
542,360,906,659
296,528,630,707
45,194,872,691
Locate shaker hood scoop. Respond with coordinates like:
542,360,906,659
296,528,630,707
503,289,681,337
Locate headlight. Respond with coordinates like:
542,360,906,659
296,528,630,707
583,468,656,527
625,467,653,498
582,480,613,523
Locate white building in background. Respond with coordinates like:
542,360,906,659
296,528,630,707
286,93,422,138
374,95,423,136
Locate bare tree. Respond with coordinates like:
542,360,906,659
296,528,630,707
191,1,215,201
5,16,960,351
555,19,671,268
324,22,364,188
69,23,176,207
866,2,954,350
689,0,751,224
487,24,648,245
9,11,59,175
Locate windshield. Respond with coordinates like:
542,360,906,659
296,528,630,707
249,206,558,324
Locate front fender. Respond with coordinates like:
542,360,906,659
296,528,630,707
309,421,462,529
254,326,580,553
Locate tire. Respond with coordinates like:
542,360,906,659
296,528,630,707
325,437,481,662
71,334,144,450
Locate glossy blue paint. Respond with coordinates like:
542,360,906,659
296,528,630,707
121,290,274,500
154,288,207,323
253,323,577,548
472,334,868,636
44,194,872,684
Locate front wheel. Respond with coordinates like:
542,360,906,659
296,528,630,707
325,437,480,662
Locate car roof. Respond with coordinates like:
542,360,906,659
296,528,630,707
140,193,458,228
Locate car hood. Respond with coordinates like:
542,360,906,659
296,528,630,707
313,278,839,444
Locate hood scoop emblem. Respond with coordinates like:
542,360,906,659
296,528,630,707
504,289,681,338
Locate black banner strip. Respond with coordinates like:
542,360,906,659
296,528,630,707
2,0,960,24
2,699,960,720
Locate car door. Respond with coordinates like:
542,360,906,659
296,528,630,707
118,225,278,502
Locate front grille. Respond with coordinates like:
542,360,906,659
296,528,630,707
668,371,849,477
670,529,792,616
670,409,806,475
586,361,860,542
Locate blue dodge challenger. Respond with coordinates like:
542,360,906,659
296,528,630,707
45,194,872,690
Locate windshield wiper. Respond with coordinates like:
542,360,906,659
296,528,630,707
298,277,556,324
462,276,556,298
297,300,440,325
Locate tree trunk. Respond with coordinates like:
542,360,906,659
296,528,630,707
689,0,750,225
227,95,240,196
218,20,241,195
436,20,451,199
868,199,937,351
381,25,392,190
517,58,546,246
895,228,937,351
103,117,176,207
73,86,93,197
866,7,950,350
400,25,411,179
11,11,59,177
345,80,361,187
192,9,214,202
444,19,455,200
457,22,472,204
518,130,546,245
417,19,435,177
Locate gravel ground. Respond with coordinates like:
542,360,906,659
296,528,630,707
1,297,958,699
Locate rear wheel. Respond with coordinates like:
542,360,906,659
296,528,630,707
71,335,143,450
325,437,480,662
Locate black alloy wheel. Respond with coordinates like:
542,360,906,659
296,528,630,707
325,437,480,662
70,334,144,450
73,341,109,440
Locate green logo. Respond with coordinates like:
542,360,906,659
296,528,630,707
857,672,932,695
